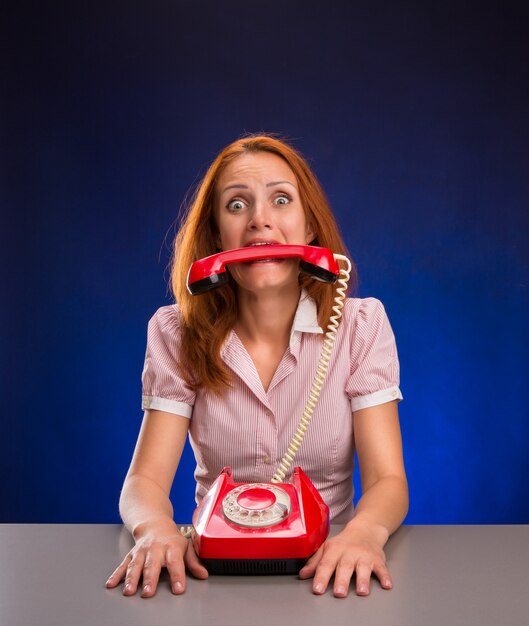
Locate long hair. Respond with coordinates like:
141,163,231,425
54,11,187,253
171,134,356,394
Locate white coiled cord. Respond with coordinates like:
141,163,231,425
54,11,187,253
271,254,352,484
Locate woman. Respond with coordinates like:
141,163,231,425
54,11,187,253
106,134,408,598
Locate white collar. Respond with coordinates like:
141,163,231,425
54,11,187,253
290,290,323,345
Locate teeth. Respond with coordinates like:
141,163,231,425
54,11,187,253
248,242,274,247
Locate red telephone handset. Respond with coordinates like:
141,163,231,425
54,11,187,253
186,244,340,295
187,246,351,574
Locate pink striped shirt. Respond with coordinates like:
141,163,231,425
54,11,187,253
141,292,402,521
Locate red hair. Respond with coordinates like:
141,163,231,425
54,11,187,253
171,134,356,393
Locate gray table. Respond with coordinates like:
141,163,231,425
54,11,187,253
1,524,528,626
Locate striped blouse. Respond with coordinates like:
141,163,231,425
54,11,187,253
141,292,402,522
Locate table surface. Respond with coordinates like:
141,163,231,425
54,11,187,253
1,524,528,626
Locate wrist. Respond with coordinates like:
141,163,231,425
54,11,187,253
132,517,178,541
343,516,390,547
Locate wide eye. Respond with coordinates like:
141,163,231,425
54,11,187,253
274,194,290,206
227,198,246,211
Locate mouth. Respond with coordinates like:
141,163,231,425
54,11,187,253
244,241,285,264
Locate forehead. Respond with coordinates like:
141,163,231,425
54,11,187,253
216,152,298,189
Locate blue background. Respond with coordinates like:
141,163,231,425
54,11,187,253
2,1,528,524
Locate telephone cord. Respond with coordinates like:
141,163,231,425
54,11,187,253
271,254,351,484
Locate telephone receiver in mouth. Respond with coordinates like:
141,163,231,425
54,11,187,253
187,244,340,295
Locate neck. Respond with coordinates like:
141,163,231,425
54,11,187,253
235,285,301,344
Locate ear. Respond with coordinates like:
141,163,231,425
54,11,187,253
305,221,316,244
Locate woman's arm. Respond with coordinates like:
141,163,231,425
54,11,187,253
299,400,408,597
105,409,208,597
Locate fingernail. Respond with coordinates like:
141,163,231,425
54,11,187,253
173,581,184,594
314,582,324,594
142,584,151,595
383,578,393,589
124,583,133,594
335,585,346,597
358,583,369,595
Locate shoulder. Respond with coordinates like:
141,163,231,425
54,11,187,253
340,297,397,355
342,297,388,329
147,304,185,345
148,304,183,330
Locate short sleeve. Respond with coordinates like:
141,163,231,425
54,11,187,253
346,298,403,412
141,306,196,417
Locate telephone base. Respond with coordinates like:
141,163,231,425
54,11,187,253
193,467,329,574
202,557,307,576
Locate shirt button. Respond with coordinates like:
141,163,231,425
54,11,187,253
265,410,273,418
263,455,271,464
392,390,398,398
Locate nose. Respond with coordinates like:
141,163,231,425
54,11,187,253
248,198,272,231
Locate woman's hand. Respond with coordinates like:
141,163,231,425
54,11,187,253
298,522,392,598
301,401,407,598
105,520,208,597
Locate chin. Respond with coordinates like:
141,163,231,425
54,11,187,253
235,263,298,291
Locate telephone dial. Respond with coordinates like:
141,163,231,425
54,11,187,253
186,244,351,574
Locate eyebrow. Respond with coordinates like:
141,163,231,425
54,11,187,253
221,180,297,193
266,180,296,189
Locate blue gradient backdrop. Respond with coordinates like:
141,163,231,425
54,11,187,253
2,2,528,523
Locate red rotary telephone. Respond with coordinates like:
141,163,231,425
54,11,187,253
192,467,329,574
186,245,351,574
186,244,340,295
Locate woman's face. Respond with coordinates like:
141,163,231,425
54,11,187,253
215,151,315,293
